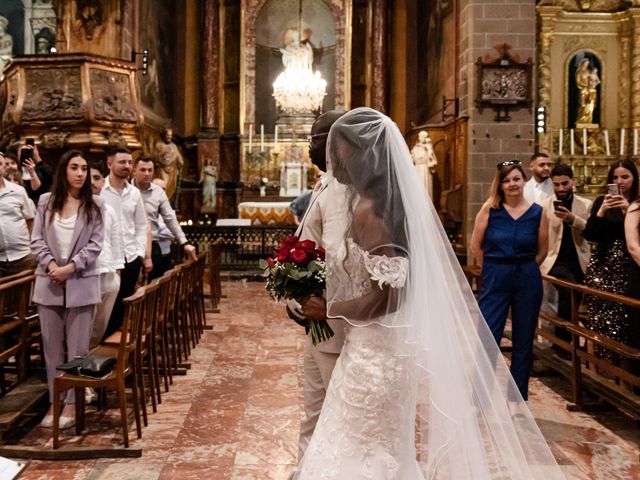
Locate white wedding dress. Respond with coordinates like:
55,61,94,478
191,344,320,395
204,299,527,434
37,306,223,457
295,240,423,479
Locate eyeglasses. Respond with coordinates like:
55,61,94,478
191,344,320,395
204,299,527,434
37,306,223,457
308,132,329,144
496,160,521,169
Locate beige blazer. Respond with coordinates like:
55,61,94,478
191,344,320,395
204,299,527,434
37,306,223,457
295,176,349,354
539,193,592,276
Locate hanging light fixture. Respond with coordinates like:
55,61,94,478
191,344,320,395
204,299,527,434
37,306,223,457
272,0,327,114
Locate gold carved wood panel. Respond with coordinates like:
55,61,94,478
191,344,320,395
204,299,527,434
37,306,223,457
22,68,84,121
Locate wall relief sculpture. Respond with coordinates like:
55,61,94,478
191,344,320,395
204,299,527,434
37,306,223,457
22,67,83,121
90,68,137,123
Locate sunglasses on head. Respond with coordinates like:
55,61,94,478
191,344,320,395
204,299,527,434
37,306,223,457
496,160,521,169
308,132,329,143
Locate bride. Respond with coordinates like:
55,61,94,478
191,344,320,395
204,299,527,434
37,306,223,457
295,108,564,479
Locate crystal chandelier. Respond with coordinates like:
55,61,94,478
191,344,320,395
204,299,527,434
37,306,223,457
272,0,327,114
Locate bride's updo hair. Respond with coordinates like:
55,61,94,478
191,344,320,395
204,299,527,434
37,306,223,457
327,108,407,249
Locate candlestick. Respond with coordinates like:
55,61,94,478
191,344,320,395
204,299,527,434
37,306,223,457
635,128,638,156
604,129,610,156
582,128,587,156
248,123,253,153
620,128,625,156
274,125,279,148
559,128,563,156
570,129,575,156
260,124,265,152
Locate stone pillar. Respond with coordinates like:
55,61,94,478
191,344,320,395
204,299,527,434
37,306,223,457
199,0,222,217
630,10,640,128
371,0,388,113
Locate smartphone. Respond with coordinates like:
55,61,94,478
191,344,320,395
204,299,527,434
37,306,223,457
553,200,564,211
607,183,620,196
20,138,35,164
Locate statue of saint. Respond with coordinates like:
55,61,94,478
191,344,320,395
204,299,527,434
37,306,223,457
200,160,218,212
575,58,600,126
280,29,314,71
0,16,13,80
154,128,184,201
411,131,438,199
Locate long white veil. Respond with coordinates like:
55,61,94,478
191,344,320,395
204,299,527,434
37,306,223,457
324,108,563,479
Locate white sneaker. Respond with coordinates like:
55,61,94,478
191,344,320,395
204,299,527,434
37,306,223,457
85,387,97,404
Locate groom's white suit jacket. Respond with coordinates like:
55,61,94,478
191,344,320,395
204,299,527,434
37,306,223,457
296,174,348,354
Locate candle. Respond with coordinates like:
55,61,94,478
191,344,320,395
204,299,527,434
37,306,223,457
620,128,625,156
604,129,610,156
570,129,575,156
248,123,253,153
635,128,638,156
273,125,280,152
582,128,587,156
260,124,265,152
559,128,563,156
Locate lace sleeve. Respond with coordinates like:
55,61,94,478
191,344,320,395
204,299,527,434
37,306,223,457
363,252,408,289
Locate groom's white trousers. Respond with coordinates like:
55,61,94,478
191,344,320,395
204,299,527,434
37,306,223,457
297,335,340,461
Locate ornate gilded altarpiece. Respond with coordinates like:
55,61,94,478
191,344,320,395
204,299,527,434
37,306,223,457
537,0,640,194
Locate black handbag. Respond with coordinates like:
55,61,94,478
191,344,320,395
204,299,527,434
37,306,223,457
57,353,117,378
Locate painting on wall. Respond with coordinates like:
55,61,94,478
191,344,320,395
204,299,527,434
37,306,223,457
416,0,455,125
138,0,176,121
567,51,601,128
254,0,336,131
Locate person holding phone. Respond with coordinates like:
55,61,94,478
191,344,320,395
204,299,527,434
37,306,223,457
19,138,53,204
539,164,592,356
583,159,639,359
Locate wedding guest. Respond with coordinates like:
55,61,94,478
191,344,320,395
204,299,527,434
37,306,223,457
89,162,124,347
470,160,548,399
132,156,196,281
100,147,149,338
523,152,553,205
0,154,37,277
19,141,53,204
31,150,104,429
625,198,640,354
583,159,639,358
539,164,592,356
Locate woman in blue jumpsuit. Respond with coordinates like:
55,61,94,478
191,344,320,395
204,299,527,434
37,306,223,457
470,160,548,400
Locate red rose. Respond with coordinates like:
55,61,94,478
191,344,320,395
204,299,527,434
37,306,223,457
298,240,316,251
291,248,309,265
316,247,326,261
266,257,275,268
280,236,299,249
277,249,291,263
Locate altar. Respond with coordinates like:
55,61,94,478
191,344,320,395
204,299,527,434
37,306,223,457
238,201,295,225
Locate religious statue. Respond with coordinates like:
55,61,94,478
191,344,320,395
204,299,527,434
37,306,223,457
411,131,438,199
0,16,13,80
280,29,314,71
154,128,184,201
200,160,218,212
575,58,600,126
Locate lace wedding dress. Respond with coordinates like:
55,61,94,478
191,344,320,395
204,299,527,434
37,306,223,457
295,240,423,479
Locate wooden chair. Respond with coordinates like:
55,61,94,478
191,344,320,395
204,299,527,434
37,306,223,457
175,261,194,357
52,287,146,449
155,271,174,391
164,264,184,368
209,238,223,310
194,253,208,332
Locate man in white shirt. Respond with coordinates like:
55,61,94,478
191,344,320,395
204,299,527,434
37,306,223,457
0,154,37,277
523,152,554,205
89,162,125,347
100,147,149,338
133,156,196,280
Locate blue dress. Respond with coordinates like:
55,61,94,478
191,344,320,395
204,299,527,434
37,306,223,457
478,203,543,400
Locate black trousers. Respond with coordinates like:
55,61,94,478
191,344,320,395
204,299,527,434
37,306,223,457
103,257,142,339
148,242,172,282
549,262,584,343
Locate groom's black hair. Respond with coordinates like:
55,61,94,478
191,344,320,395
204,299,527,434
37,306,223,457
310,110,346,172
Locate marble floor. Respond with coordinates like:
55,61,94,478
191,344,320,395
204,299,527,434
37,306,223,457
9,279,640,479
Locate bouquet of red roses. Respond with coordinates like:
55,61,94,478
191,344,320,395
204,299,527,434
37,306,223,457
259,235,334,346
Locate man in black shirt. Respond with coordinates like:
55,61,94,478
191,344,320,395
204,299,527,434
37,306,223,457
539,164,593,355
19,143,53,204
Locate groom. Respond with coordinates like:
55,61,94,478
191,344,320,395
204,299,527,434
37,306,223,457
287,110,347,474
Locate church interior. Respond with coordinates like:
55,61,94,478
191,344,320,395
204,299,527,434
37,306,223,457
0,0,640,479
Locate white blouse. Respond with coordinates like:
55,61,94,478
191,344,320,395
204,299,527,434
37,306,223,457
53,212,77,262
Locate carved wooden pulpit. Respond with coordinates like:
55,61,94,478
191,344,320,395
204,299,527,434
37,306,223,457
0,53,143,153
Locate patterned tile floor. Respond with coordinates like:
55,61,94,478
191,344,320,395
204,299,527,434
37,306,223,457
9,279,640,479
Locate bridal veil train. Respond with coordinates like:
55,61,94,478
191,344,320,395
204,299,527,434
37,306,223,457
293,108,564,479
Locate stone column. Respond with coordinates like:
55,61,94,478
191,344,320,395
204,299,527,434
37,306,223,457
199,0,222,217
630,10,640,128
371,0,388,113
